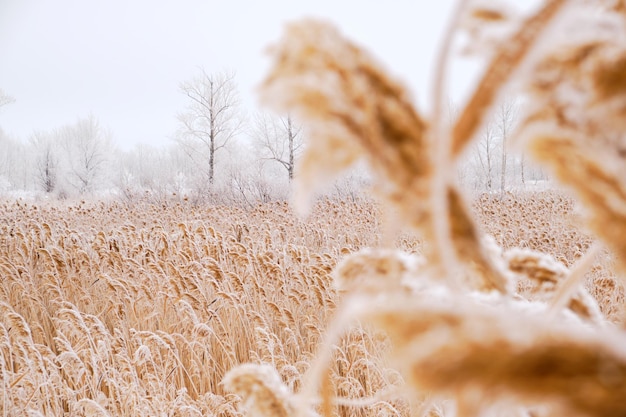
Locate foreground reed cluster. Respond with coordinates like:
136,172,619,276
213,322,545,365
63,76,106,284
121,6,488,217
224,1,626,417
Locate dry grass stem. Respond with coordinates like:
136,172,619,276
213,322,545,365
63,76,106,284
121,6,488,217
452,0,568,157
364,295,626,417
231,2,626,417
260,19,510,294
222,364,296,417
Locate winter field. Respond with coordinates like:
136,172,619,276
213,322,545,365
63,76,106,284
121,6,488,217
4,1,626,416
0,192,621,416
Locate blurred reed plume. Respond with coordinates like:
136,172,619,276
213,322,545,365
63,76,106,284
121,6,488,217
224,1,626,417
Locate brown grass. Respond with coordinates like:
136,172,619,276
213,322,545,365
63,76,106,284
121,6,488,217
225,2,626,417
4,2,626,416
0,199,393,416
0,193,618,416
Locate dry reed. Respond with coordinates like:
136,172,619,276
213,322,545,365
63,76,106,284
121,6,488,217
0,193,619,416
225,2,626,417
3,2,626,416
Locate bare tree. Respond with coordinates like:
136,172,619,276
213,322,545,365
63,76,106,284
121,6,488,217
496,100,517,194
252,113,303,181
0,131,28,191
59,115,112,194
472,121,498,191
177,69,242,185
113,143,189,202
30,132,58,193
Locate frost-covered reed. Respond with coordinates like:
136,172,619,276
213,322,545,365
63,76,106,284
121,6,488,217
225,2,626,417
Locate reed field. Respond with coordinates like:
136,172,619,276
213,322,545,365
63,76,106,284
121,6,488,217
0,198,376,416
5,1,626,416
0,192,622,416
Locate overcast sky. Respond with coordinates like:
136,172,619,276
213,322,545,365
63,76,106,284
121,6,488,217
0,1,478,151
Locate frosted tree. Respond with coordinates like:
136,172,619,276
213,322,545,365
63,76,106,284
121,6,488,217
0,131,27,191
30,132,58,193
252,113,303,182
466,99,523,192
177,69,243,185
113,144,189,202
0,91,32,192
59,115,112,194
496,99,517,194
472,121,498,191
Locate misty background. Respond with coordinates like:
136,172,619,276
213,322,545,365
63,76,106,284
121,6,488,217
0,1,548,203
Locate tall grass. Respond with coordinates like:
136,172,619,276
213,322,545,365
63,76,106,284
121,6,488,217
3,2,626,416
0,192,619,416
0,199,395,416
225,2,626,417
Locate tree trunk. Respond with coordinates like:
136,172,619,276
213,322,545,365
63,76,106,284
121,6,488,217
209,138,215,184
500,133,507,195
288,116,294,181
500,143,506,195
209,80,215,185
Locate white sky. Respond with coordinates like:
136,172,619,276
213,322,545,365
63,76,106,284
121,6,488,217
0,1,479,151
